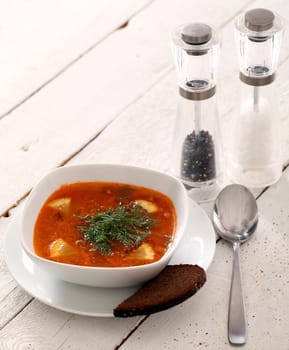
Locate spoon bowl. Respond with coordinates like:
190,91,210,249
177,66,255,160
213,184,258,242
213,184,258,345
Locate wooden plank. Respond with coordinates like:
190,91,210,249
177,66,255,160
0,216,16,300
0,0,253,215
0,0,152,118
0,299,141,350
0,207,33,329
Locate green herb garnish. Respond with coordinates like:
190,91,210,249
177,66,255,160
78,203,155,255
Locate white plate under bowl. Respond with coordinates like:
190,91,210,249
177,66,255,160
4,198,215,317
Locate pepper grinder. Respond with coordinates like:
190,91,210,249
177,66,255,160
171,23,222,202
228,8,284,187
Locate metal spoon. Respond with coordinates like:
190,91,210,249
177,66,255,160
213,184,258,345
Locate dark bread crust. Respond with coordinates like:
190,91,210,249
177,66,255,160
113,264,206,317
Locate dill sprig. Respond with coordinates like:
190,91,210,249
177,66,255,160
78,203,155,255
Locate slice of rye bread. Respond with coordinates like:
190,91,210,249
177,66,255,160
113,264,206,317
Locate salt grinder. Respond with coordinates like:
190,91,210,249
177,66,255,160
228,8,284,187
171,23,222,202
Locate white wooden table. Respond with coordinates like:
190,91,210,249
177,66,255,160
1,1,289,349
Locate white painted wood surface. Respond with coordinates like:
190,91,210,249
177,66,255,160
1,0,289,349
0,0,151,118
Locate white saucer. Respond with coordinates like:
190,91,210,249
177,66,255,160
4,199,215,317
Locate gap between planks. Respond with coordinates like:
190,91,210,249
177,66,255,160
0,289,34,331
114,316,149,350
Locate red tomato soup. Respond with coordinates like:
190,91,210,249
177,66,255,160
33,182,176,267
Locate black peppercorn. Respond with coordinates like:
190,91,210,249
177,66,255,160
181,130,216,182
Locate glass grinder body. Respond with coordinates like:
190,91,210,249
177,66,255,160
228,8,284,187
171,23,222,202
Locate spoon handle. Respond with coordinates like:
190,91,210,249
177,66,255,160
228,241,247,344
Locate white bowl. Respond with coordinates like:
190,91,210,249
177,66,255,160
21,164,188,287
